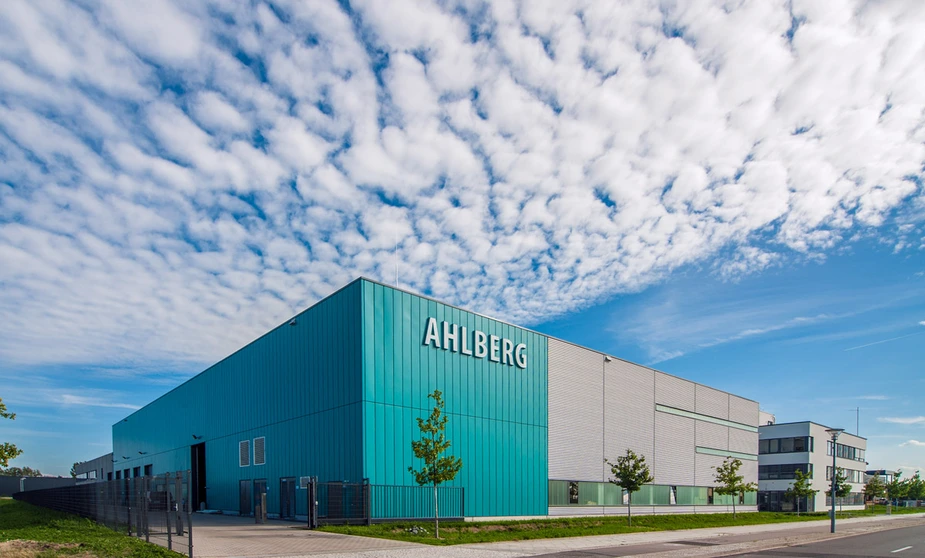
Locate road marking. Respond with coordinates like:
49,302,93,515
891,547,912,553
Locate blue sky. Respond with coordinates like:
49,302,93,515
0,0,923,477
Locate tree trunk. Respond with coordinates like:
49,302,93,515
732,499,736,519
433,482,439,539
627,491,632,527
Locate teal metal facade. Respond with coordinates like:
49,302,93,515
360,281,548,517
112,279,549,518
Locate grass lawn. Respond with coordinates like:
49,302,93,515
319,506,925,546
0,498,184,557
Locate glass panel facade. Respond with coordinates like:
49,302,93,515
759,436,812,454
548,481,757,507
759,463,812,480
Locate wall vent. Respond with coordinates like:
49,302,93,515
254,437,266,466
239,440,250,467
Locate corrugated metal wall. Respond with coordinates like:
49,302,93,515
549,338,604,482
112,281,364,515
360,280,549,517
549,341,760,510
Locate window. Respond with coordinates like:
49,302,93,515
739,491,745,505
115,471,121,480
133,467,140,478
669,486,677,505
759,437,812,455
123,469,129,479
568,482,579,504
239,440,250,467
254,437,266,466
759,464,812,480
144,465,152,476
707,487,714,505
107,472,113,481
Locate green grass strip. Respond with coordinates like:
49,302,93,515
0,498,184,557
319,506,925,546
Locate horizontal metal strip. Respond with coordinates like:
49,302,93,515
696,446,758,461
655,404,758,432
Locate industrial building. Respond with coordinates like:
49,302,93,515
757,421,867,512
109,278,760,519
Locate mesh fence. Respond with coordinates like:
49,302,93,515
13,471,193,557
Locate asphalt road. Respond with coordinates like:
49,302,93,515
525,518,925,558
727,523,925,557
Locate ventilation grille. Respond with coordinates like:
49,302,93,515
254,437,266,465
239,440,250,467
299,476,311,489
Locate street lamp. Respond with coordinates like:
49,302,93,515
825,428,844,533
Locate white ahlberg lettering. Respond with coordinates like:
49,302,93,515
460,326,472,355
423,317,528,369
502,338,514,366
489,335,500,362
442,321,458,352
423,317,441,348
515,343,527,368
474,330,487,358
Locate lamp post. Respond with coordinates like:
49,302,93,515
825,428,844,533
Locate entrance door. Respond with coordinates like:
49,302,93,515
239,480,252,516
190,443,206,511
280,478,296,519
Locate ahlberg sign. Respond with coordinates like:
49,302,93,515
423,317,527,369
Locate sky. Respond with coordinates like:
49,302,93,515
0,0,922,478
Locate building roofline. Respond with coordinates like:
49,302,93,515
115,276,758,426
759,420,867,440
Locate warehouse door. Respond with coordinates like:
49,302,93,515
239,480,252,516
254,479,267,517
190,443,206,511
280,477,296,519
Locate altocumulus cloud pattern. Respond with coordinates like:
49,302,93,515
0,0,923,367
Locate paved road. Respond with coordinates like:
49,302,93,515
727,523,925,557
518,516,925,558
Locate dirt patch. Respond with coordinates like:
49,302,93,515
0,539,91,557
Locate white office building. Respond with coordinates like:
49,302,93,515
758,421,867,512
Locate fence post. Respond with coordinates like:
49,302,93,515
306,477,318,529
363,479,371,526
166,478,173,552
127,477,133,538
187,470,194,558
143,476,150,543
173,472,183,536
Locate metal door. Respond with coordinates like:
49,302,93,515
253,479,267,517
280,478,296,519
239,480,252,516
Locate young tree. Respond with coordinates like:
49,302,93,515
408,389,462,539
887,471,906,505
605,449,654,526
825,467,851,511
785,469,818,516
864,474,886,502
713,457,757,518
903,471,923,501
70,462,80,478
0,397,23,467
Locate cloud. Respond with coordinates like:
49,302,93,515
0,0,923,370
856,395,889,401
60,395,140,411
878,416,925,425
900,440,925,447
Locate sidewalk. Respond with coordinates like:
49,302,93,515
185,512,925,558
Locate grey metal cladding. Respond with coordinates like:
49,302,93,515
604,358,655,472
695,452,726,486
729,395,758,426
728,427,757,455
739,458,758,484
695,385,729,419
655,373,695,411
696,421,728,451
548,338,604,481
654,412,695,485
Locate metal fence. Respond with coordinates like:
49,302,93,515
305,478,464,527
13,471,193,557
